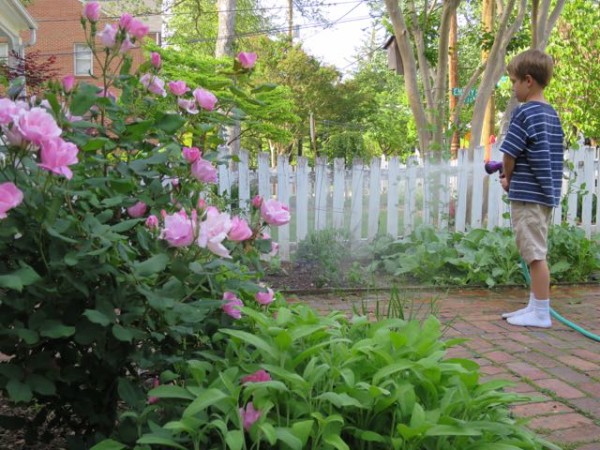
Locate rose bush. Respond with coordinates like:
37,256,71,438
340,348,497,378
0,3,286,447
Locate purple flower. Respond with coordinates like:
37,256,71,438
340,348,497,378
241,370,271,384
237,52,258,69
222,292,243,319
150,52,161,69
83,2,101,22
193,88,217,111
239,402,261,431
256,287,274,305
127,201,147,218
168,81,190,96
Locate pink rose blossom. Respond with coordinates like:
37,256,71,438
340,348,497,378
251,195,263,208
38,138,79,180
0,99,17,125
168,81,190,96
237,52,258,69
120,36,135,53
260,199,290,226
83,1,101,22
269,241,279,257
197,207,232,258
182,146,201,163
150,52,161,69
222,292,243,319
99,24,117,48
241,370,271,384
129,19,149,40
62,75,75,93
0,182,24,219
127,201,147,218
145,215,159,229
177,98,199,115
228,217,252,241
160,209,196,247
119,13,133,31
148,377,160,405
239,402,261,431
197,198,207,210
256,287,275,305
191,158,218,184
17,107,62,147
140,74,166,97
193,88,217,111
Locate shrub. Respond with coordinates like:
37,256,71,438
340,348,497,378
99,303,560,450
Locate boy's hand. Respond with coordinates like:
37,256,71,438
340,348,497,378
500,175,509,192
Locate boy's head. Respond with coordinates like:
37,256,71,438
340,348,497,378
506,49,554,88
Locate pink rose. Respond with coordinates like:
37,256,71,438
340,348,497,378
119,13,133,31
129,19,149,40
197,206,232,258
193,88,217,111
237,52,257,69
120,36,135,54
0,182,24,219
83,1,101,22
228,217,252,241
127,201,147,218
256,287,275,305
150,52,161,69
17,107,62,147
260,199,290,226
241,370,271,384
148,377,160,405
251,195,262,208
197,198,207,210
38,138,79,180
62,75,75,93
145,215,159,229
269,241,279,257
160,209,196,247
140,74,166,97
191,158,218,184
177,98,199,115
168,81,190,96
222,292,243,319
182,146,201,163
99,24,117,48
239,402,261,431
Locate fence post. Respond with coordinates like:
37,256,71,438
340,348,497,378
367,157,381,240
332,158,345,230
387,156,400,237
404,156,417,234
296,156,309,242
582,146,595,236
470,146,485,228
277,155,291,260
455,149,467,232
350,159,364,240
315,156,329,231
238,150,250,212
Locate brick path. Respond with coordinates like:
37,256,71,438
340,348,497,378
289,285,600,450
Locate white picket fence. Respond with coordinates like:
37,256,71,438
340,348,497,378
219,145,600,261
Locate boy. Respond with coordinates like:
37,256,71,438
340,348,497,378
499,49,564,328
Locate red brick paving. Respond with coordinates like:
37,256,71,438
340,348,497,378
291,285,600,450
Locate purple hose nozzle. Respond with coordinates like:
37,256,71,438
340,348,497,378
484,160,503,175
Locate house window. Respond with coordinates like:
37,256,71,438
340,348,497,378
0,43,9,64
74,44,92,76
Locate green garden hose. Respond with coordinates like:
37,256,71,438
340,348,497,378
518,259,600,342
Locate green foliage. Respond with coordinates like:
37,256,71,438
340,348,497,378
376,225,600,287
321,131,367,165
294,228,351,288
98,303,559,450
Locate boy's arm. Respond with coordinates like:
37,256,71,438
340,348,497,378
501,153,516,192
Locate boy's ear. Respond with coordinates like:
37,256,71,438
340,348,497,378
524,74,534,86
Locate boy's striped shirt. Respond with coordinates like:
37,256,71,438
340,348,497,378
499,101,565,207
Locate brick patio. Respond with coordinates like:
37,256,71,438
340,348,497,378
289,285,600,450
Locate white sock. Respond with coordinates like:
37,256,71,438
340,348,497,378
502,292,535,319
507,299,552,328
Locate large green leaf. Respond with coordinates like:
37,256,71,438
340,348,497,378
148,385,195,401
83,309,112,327
225,429,244,450
0,264,41,291
6,379,32,403
220,329,278,356
39,320,76,338
137,435,187,449
70,83,99,116
183,388,228,417
133,254,170,277
155,113,186,133
90,439,128,450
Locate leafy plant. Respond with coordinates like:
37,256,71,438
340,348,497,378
97,303,560,450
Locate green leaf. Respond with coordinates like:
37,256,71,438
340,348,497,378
124,120,154,138
112,324,134,342
16,328,39,345
275,428,303,450
148,385,195,401
83,309,112,327
137,435,187,449
225,430,244,450
155,113,186,133
0,264,41,291
183,388,228,417
323,433,349,450
39,320,76,338
291,420,314,446
6,379,33,403
425,424,482,436
316,392,364,408
252,83,278,93
90,439,128,450
0,275,22,291
118,377,144,408
112,219,142,233
26,374,56,396
219,329,277,356
70,83,100,116
133,254,169,277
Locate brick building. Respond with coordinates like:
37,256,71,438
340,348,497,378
19,0,162,84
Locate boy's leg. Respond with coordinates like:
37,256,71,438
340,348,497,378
507,259,551,328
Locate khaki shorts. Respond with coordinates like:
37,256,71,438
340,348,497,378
511,201,552,264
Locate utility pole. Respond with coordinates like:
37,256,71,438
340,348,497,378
480,0,495,160
449,10,459,159
288,0,293,41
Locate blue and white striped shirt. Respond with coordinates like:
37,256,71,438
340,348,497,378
499,102,564,207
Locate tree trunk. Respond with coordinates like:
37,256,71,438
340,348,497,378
449,11,459,159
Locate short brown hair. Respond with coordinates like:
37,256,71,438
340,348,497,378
506,49,554,87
